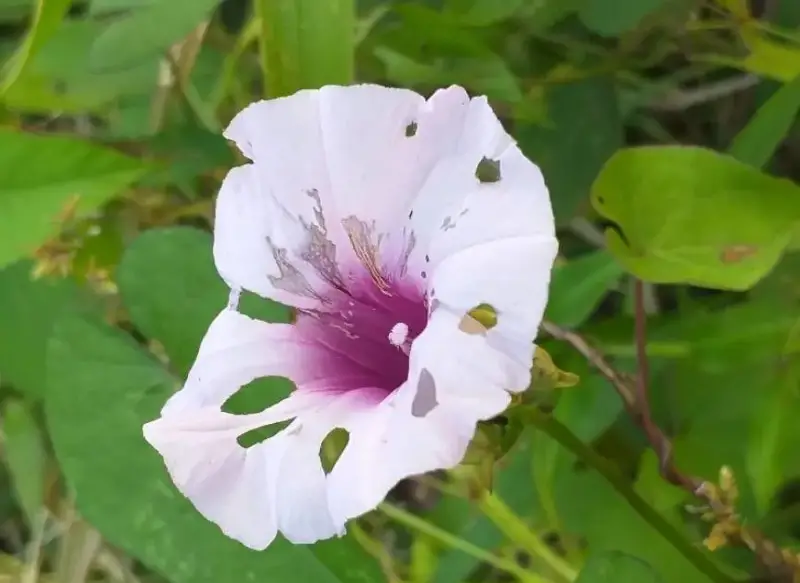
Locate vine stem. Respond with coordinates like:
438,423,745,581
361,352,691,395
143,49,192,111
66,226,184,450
520,406,733,583
379,503,551,583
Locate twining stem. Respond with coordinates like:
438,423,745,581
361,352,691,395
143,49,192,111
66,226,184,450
521,407,733,583
379,503,551,583
476,492,577,582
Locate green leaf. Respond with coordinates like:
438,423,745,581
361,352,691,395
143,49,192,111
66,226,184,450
45,311,383,583
545,251,624,329
2,399,46,526
375,47,522,103
0,0,71,93
2,19,158,114
0,261,87,398
0,130,148,267
117,227,290,377
729,74,800,169
254,0,354,97
89,0,221,72
445,0,525,26
555,455,712,583
591,146,800,290
575,551,663,582
518,77,622,223
578,0,669,36
745,361,800,515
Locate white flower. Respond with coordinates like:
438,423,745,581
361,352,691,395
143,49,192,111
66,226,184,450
143,84,558,550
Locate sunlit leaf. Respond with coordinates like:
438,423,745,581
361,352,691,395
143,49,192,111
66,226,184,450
0,130,148,267
592,146,800,290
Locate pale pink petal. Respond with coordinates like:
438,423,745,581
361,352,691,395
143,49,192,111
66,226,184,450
428,236,558,385
143,392,325,550
213,165,344,310
326,308,521,524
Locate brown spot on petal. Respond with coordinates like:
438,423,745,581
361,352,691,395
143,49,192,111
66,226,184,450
475,157,501,183
720,244,758,263
411,368,438,417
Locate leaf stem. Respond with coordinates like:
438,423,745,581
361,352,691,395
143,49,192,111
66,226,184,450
379,503,550,583
477,492,577,581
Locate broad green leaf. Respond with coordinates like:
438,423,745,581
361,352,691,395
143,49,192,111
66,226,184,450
653,300,800,366
555,452,713,583
745,361,800,515
445,0,525,25
45,311,383,583
518,77,622,223
578,0,668,36
117,227,290,377
0,0,71,94
89,0,153,15
575,551,663,582
521,0,583,31
2,20,158,114
0,0,33,23
0,261,87,398
254,0,354,97
0,130,148,267
545,251,624,329
2,399,46,526
729,74,800,169
375,47,522,103
591,146,800,290
89,0,221,71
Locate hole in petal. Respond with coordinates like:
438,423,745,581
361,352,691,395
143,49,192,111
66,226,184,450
411,368,438,417
320,427,350,474
405,121,418,137
459,303,498,335
237,289,293,323
223,376,295,448
475,157,501,183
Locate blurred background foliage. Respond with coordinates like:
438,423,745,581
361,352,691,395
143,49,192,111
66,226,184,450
0,0,800,582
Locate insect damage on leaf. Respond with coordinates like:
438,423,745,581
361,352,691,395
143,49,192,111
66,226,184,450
720,244,758,263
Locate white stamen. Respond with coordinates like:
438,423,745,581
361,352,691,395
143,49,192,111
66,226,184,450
388,322,410,353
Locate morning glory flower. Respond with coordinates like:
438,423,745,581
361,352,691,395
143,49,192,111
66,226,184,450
143,84,557,550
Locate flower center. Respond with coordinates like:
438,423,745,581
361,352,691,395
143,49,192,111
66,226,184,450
296,267,428,397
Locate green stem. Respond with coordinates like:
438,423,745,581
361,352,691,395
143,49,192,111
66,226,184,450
523,407,735,583
380,503,551,583
477,492,577,582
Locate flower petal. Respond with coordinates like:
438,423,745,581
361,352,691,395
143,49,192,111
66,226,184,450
225,84,472,231
405,97,555,275
145,309,388,547
143,392,319,550
213,164,346,309
160,309,327,416
428,235,557,385
326,307,520,524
